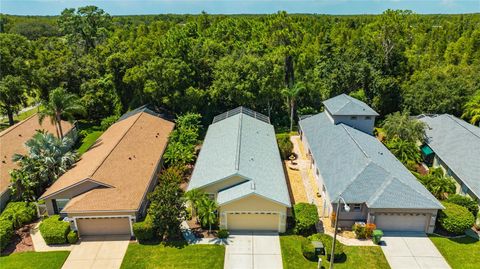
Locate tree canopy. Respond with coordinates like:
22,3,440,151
1,9,479,130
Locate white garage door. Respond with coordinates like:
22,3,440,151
76,217,131,236
375,213,428,232
227,213,280,232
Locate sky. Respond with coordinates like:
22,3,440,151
1,0,479,16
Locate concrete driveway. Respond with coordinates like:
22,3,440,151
61,235,130,269
380,232,450,269
224,231,283,269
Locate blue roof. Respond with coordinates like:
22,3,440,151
299,112,442,209
188,108,291,207
419,114,480,199
323,94,379,116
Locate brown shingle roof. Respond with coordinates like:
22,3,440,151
41,111,174,212
0,114,74,195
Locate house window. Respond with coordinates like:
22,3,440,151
53,199,70,214
207,193,216,200
316,169,320,176
352,204,362,212
350,116,357,120
365,116,371,120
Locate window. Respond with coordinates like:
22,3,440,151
352,204,362,212
365,116,371,120
53,199,70,214
316,169,320,176
207,193,216,200
350,116,357,120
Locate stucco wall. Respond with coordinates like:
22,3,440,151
331,115,375,135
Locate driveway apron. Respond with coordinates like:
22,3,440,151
380,232,450,269
224,231,283,269
61,235,130,269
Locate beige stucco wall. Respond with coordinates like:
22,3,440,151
219,194,288,232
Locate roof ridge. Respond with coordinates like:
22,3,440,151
0,113,39,138
89,112,145,181
340,124,369,158
234,112,243,171
366,174,395,206
446,114,480,140
336,161,371,199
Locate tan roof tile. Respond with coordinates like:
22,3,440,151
41,111,174,212
0,114,73,194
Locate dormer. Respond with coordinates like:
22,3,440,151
323,94,379,135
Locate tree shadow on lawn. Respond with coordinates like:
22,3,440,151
137,239,189,249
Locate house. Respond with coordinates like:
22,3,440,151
39,107,174,237
0,114,75,211
418,114,480,205
299,94,443,233
188,107,291,232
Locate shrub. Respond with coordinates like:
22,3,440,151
217,229,229,239
365,223,376,238
67,230,78,244
276,133,294,160
0,202,37,229
301,239,316,261
133,214,156,242
352,223,366,239
0,219,14,252
309,233,344,261
438,202,475,235
446,194,478,217
39,215,70,245
293,203,319,236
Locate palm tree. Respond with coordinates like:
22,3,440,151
462,91,480,126
197,197,218,233
10,131,77,201
39,87,85,139
282,82,305,132
386,138,421,165
185,189,207,223
416,168,456,200
382,111,427,143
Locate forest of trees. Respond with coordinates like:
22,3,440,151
1,8,480,129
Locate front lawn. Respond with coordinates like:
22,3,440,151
0,251,70,269
429,234,480,269
280,235,390,269
120,241,225,269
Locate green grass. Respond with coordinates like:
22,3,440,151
120,241,225,269
429,234,480,269
0,251,70,269
0,106,41,131
76,131,103,155
280,235,390,269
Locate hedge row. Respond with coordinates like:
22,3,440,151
0,202,37,229
39,215,71,245
0,202,37,251
293,203,319,236
438,202,475,235
133,214,156,242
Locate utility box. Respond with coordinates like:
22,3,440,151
312,241,325,256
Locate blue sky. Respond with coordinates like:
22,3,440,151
2,0,479,15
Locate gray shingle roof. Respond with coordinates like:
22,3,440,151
299,112,442,209
418,114,480,199
188,108,291,207
323,94,379,116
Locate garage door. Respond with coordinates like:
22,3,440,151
76,217,131,236
375,213,428,232
227,213,279,231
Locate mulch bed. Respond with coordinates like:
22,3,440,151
1,222,36,255
186,218,218,239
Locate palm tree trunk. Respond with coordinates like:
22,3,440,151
57,115,64,139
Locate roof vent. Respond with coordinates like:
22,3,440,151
250,181,256,190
